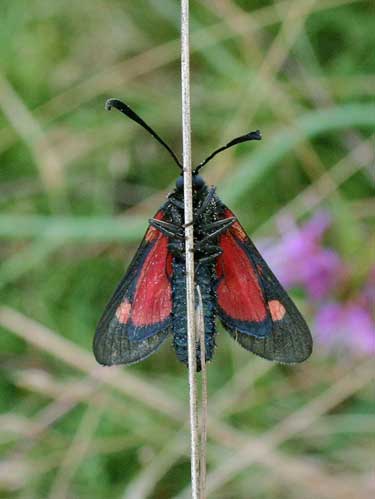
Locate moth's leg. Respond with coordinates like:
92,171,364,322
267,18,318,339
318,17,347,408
197,218,236,245
196,251,223,266
168,240,185,257
201,217,236,232
149,218,184,238
194,187,216,219
195,243,223,270
182,187,218,229
149,218,180,232
168,197,185,210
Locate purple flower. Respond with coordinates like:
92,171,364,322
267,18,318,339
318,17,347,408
315,302,375,355
258,211,374,357
260,212,344,299
360,266,375,310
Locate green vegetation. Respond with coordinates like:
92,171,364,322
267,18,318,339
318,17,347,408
0,1,373,498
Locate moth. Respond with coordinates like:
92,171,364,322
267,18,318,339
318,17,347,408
94,99,313,369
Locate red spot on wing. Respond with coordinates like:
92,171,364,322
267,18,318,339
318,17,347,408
145,226,158,242
268,300,286,321
216,230,267,322
131,234,172,327
166,251,173,277
154,211,165,220
116,299,131,324
145,209,165,242
223,208,247,241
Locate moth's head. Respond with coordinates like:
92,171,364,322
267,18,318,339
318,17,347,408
175,174,206,192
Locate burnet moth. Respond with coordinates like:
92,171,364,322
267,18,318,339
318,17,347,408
94,99,313,370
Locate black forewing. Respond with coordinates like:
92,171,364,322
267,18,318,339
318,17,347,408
93,207,172,366
218,206,313,364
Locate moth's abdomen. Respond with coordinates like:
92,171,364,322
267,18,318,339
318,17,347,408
172,260,216,369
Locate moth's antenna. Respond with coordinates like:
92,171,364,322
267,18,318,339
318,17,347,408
105,98,183,170
193,130,262,174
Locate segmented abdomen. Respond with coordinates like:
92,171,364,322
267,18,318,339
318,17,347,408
172,260,216,369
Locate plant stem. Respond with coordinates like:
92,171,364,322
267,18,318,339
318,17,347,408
180,1,199,497
197,286,207,497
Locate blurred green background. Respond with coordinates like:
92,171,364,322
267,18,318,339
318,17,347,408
0,1,374,498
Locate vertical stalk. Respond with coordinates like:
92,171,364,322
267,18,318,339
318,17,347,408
180,1,199,497
197,286,207,497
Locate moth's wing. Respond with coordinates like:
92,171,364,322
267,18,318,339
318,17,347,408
216,207,313,363
93,209,173,366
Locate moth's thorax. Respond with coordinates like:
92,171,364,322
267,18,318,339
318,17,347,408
170,184,216,209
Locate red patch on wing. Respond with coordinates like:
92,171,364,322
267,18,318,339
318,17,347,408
131,234,172,327
223,208,247,241
268,300,286,321
116,299,131,324
145,210,165,242
216,230,267,322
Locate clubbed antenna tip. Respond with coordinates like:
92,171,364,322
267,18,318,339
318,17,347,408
193,129,262,174
105,98,182,170
105,99,116,111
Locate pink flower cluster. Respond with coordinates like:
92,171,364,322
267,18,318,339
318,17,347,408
260,212,374,356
